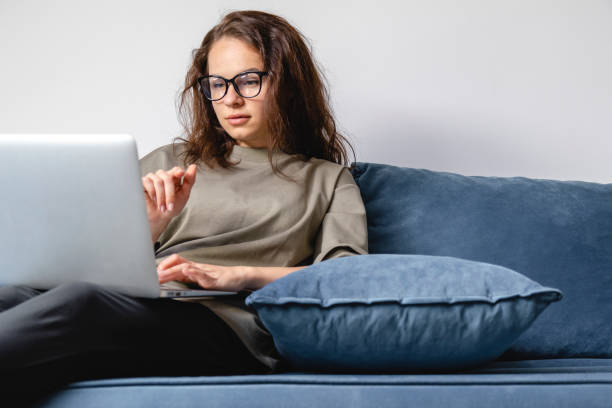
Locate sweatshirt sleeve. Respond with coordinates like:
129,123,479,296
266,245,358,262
139,144,175,177
312,167,369,264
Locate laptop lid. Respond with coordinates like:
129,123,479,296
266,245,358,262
0,134,162,297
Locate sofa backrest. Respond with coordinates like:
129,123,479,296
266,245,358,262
350,162,612,360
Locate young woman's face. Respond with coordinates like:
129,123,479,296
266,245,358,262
207,36,269,149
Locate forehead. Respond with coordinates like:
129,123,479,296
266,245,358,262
207,36,263,77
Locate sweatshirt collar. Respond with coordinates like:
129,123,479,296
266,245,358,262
229,143,285,163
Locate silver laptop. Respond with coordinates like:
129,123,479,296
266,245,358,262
0,133,237,298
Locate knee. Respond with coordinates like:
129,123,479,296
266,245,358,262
51,281,107,314
0,285,24,307
0,285,39,312
54,280,103,298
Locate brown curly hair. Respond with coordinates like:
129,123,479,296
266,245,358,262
174,10,356,181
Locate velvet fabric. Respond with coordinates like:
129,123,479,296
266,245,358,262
246,254,561,371
350,163,612,359
38,359,612,408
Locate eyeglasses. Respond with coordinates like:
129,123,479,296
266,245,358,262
197,71,268,101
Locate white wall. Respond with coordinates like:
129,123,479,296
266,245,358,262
1,0,611,182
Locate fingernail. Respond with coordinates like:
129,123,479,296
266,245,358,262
168,203,174,211
161,205,166,213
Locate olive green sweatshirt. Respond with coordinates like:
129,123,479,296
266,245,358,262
139,142,368,371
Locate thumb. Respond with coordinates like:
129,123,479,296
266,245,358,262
182,164,197,190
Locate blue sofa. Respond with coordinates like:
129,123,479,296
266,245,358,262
36,162,612,407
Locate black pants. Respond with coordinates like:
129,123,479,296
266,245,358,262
0,282,267,402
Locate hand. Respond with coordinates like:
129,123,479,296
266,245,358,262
142,164,197,240
157,254,251,292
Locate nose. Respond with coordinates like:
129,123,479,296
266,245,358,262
222,82,244,107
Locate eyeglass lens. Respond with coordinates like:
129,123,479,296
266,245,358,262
203,73,262,100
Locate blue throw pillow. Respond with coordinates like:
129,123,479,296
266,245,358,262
245,254,562,372
350,163,612,360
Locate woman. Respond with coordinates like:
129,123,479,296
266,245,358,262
0,10,367,398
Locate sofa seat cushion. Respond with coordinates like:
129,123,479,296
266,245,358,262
245,254,561,371
37,359,612,408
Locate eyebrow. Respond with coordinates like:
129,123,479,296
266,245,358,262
209,67,262,77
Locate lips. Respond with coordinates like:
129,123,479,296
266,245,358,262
226,114,250,126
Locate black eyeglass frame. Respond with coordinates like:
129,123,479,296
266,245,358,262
197,71,268,101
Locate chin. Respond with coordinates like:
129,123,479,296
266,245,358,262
229,134,250,143
229,131,252,141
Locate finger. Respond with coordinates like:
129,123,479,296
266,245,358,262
157,171,178,213
158,265,190,283
143,188,156,212
158,168,185,213
142,176,157,207
157,262,196,282
183,164,197,187
178,164,197,199
168,167,185,192
168,167,187,211
152,171,167,212
168,166,185,178
157,253,188,271
142,175,157,201
184,271,213,290
185,264,218,286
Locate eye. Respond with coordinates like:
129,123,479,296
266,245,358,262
237,74,260,87
209,78,226,89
